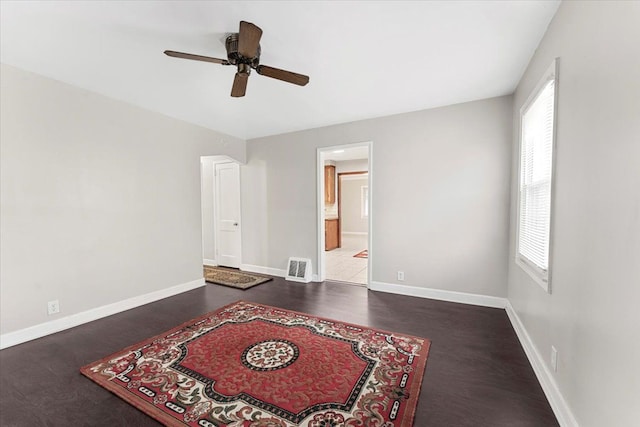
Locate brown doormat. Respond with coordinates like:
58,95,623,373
203,266,272,290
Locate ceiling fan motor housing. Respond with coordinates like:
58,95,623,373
225,33,260,69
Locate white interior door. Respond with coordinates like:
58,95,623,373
215,162,241,268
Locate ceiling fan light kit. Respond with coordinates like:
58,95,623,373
164,20,309,98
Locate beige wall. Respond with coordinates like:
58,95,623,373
335,159,368,174
0,64,245,335
242,95,513,297
340,176,368,234
200,159,215,262
324,159,369,219
507,2,640,425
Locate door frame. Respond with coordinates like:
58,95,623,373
316,141,373,286
214,161,242,268
200,155,243,267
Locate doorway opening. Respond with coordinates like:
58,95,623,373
200,156,242,269
317,142,372,286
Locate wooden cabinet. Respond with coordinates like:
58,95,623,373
324,165,336,204
324,165,339,250
325,219,339,251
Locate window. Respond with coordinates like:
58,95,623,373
361,186,369,218
516,59,558,292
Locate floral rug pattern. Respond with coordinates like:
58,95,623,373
81,301,430,426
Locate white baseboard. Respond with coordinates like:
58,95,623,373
0,278,206,350
341,232,368,236
368,281,574,425
369,281,507,309
203,259,217,267
240,264,321,283
240,264,286,278
505,302,578,427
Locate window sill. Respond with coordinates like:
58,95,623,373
515,257,550,294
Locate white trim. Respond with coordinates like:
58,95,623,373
240,264,286,278
203,259,217,267
317,141,372,287
240,264,321,283
316,149,326,282
515,257,548,289
520,58,559,116
200,154,245,165
505,301,579,427
341,231,368,236
369,281,506,309
515,58,559,294
367,145,373,287
0,278,205,350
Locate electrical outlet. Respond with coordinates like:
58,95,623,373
397,271,405,281
551,346,558,372
47,300,60,315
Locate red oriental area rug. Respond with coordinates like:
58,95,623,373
81,301,430,426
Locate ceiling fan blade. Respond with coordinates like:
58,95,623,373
238,21,262,58
256,65,309,86
231,73,249,97
164,50,229,65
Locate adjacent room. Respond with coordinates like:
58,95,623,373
1,1,638,426
322,146,370,285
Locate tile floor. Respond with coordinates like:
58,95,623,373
325,234,368,285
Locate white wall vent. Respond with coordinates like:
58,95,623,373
286,257,312,283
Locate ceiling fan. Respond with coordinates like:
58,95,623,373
164,21,309,97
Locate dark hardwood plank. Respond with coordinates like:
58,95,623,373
0,278,559,426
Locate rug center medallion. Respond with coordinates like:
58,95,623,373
172,319,375,420
242,339,299,371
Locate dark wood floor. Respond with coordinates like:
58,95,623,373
0,277,559,426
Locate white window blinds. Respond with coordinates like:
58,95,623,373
518,74,555,277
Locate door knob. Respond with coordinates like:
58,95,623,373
234,222,239,226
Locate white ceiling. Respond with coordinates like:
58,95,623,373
0,1,560,140
324,146,369,162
